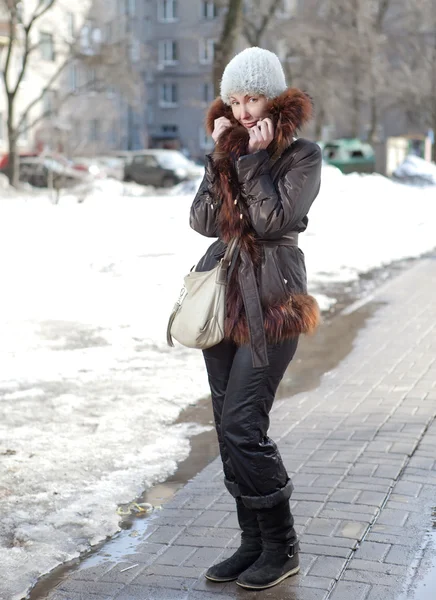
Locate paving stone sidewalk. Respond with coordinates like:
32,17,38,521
47,257,436,600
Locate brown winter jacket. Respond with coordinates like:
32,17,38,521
190,88,322,367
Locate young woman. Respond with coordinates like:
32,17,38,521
190,47,322,590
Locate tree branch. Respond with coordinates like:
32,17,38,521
16,77,113,137
3,8,16,95
16,53,73,127
242,20,257,46
12,0,60,94
375,0,391,31
213,0,244,92
256,0,282,42
242,0,283,46
13,23,33,94
27,0,58,29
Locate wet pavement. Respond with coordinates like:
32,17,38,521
28,255,436,600
407,531,436,600
28,282,379,600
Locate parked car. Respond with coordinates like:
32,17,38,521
93,156,125,180
0,152,38,171
17,157,92,188
72,157,107,178
123,150,203,187
321,139,376,174
112,151,135,162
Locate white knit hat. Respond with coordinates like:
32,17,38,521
220,47,287,106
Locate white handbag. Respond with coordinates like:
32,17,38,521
167,238,239,350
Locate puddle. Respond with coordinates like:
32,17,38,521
413,546,436,599
407,509,436,600
29,290,382,599
29,252,426,600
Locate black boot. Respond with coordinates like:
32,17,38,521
236,500,300,590
205,497,262,582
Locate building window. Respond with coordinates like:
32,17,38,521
72,119,82,145
40,32,55,61
130,38,141,62
162,124,178,134
159,40,178,66
105,21,112,43
158,0,178,22
202,1,218,19
69,63,78,92
42,90,56,116
199,39,215,64
80,20,101,55
199,126,213,150
89,119,101,142
66,12,75,39
159,82,178,107
203,82,214,103
147,105,154,125
118,0,137,15
88,68,98,91
108,120,118,146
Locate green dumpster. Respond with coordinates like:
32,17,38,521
321,138,376,174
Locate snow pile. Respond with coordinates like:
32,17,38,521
171,177,204,195
393,154,436,186
0,173,9,191
0,168,436,599
304,171,436,288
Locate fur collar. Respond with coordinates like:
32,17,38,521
204,88,313,247
206,87,313,163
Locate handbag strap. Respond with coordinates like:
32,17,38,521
216,237,239,285
221,237,239,268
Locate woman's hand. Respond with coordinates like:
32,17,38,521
247,118,274,154
212,117,232,143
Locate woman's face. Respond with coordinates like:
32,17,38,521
229,93,269,129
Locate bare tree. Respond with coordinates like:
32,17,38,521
342,0,404,142
268,0,344,140
0,0,140,186
269,0,410,142
395,0,436,159
1,0,62,185
242,0,282,46
213,0,244,94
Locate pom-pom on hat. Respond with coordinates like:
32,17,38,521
220,47,287,106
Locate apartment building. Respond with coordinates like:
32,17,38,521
0,1,92,157
0,0,146,159
59,0,146,155
143,0,223,159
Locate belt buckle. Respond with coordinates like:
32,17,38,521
287,540,300,558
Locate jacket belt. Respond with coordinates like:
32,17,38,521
237,232,299,369
258,232,299,248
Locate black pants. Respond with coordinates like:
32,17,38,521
202,337,299,509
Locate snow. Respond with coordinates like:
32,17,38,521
393,154,436,186
0,167,435,600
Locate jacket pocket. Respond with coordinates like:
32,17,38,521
259,247,289,306
278,247,307,294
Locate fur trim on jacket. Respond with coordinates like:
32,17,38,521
200,88,321,348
